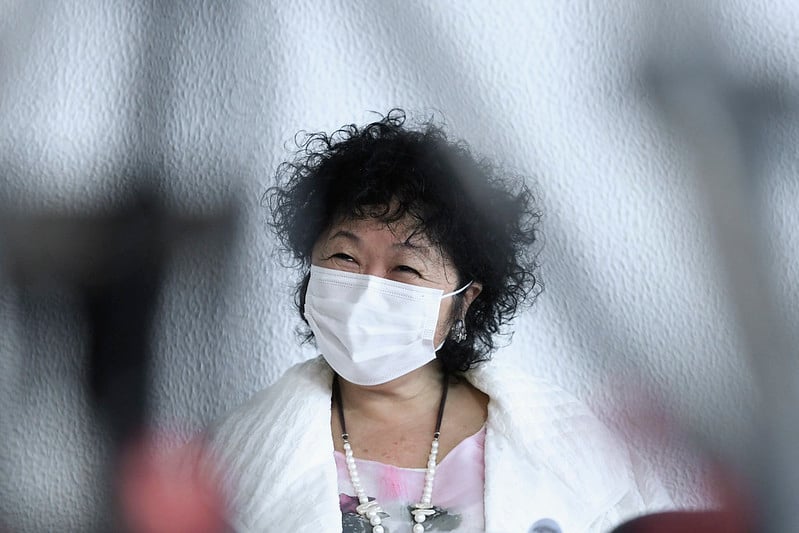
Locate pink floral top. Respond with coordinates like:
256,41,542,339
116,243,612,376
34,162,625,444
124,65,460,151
334,426,486,533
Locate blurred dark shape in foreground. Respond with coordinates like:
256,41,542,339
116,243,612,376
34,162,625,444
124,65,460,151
630,4,799,532
0,186,236,532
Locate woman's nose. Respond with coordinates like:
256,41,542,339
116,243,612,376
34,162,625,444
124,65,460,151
360,263,387,278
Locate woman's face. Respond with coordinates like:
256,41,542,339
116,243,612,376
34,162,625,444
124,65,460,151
310,214,479,347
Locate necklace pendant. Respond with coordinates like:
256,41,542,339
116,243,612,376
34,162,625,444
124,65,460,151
356,499,383,516
411,506,435,519
411,505,436,532
356,500,385,533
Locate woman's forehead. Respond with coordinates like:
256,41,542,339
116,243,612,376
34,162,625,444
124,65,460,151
323,215,432,247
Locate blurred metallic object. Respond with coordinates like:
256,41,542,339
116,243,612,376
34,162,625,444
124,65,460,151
0,187,237,531
646,15,798,533
0,0,242,529
0,188,237,441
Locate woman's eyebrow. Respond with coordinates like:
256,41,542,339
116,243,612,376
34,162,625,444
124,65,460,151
393,239,433,260
328,229,432,259
329,230,360,243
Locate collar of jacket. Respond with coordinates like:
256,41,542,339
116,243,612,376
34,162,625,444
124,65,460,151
210,356,630,532
468,361,630,532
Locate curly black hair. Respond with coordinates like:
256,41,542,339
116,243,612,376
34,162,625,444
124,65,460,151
264,109,542,374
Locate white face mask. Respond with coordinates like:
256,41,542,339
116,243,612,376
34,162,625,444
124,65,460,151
303,265,472,386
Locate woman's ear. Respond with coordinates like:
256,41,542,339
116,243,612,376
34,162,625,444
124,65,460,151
460,282,482,318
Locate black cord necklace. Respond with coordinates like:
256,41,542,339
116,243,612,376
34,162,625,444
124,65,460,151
332,374,450,533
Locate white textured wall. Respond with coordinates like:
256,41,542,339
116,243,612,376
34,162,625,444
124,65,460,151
1,1,798,530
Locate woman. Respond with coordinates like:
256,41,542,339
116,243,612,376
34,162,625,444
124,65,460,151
205,111,671,532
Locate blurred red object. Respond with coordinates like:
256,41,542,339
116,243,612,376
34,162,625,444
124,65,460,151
118,434,227,533
612,511,747,532
612,460,753,533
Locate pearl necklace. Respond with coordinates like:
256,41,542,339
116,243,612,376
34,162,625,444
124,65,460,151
333,375,449,533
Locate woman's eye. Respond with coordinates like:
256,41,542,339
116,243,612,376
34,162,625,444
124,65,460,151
331,253,355,262
396,265,421,276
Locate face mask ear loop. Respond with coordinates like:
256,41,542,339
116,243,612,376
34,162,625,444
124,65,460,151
441,280,473,299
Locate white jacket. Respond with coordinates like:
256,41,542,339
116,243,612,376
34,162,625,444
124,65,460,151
207,357,672,532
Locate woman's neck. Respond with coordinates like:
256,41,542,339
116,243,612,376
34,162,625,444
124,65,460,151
335,360,445,426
